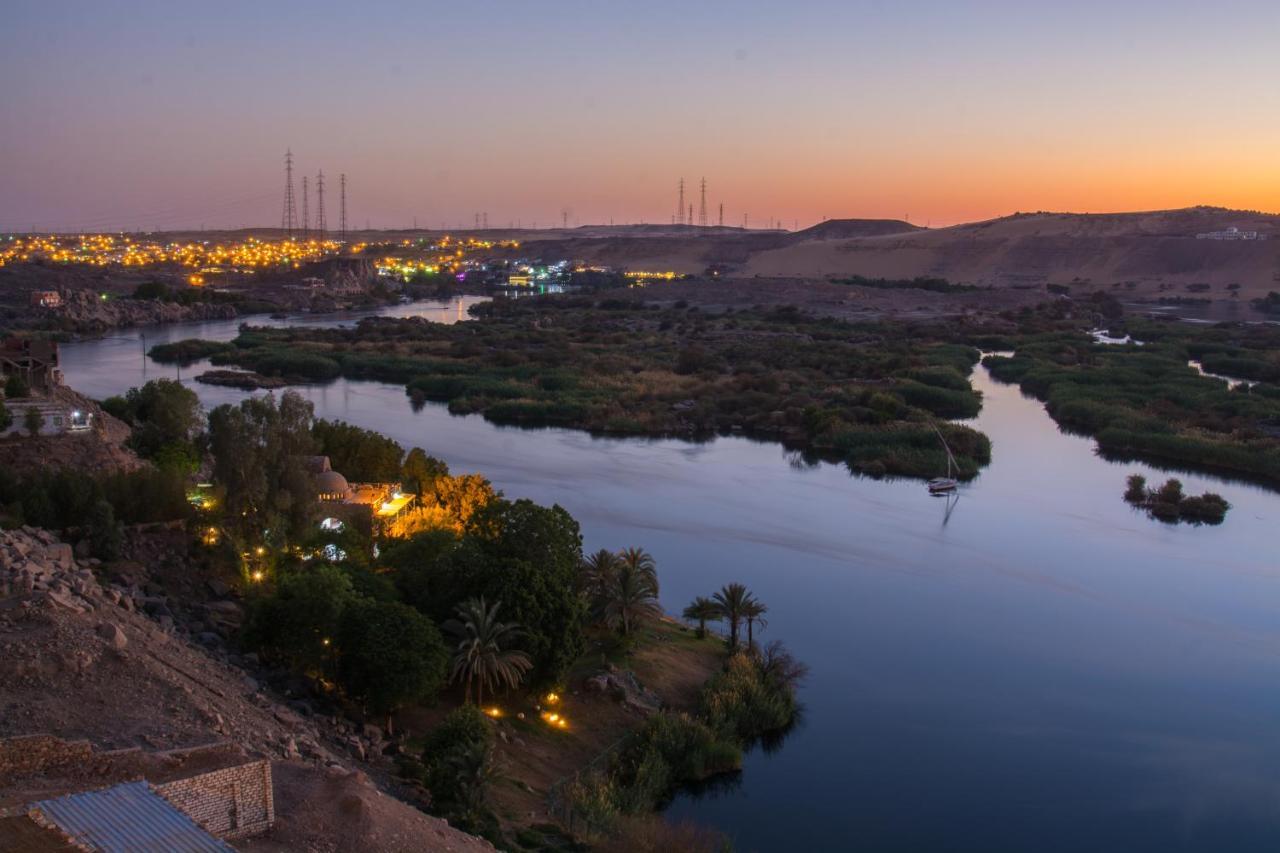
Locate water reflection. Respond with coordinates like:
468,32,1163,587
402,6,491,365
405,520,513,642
56,299,1280,853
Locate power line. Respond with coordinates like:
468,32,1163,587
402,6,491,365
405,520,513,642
280,149,297,237
676,178,685,226
339,173,347,243
698,177,707,228
301,176,309,239
315,171,326,238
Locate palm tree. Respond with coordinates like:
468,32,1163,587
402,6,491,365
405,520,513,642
742,597,769,650
578,548,619,603
682,596,719,639
443,597,533,706
712,583,756,651
599,558,661,636
617,547,659,597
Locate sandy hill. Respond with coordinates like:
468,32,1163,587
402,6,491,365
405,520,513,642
791,218,922,240
743,207,1280,297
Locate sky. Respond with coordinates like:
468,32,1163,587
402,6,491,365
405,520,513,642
2,0,1279,231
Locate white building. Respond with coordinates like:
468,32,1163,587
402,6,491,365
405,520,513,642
1196,226,1267,241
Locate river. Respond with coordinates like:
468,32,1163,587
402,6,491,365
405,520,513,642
59,298,1279,852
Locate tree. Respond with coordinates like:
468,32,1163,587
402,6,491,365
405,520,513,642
742,597,769,650
5,374,29,399
461,498,586,681
337,598,448,732
118,379,202,458
617,547,659,596
312,419,404,481
244,565,356,673
0,400,12,433
208,391,318,544
401,447,449,497
23,406,43,437
758,640,809,692
433,473,497,532
87,499,123,560
682,596,719,639
578,548,619,603
597,556,661,637
443,597,532,706
711,583,756,651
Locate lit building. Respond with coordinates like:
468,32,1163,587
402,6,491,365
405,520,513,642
29,290,62,308
306,456,416,536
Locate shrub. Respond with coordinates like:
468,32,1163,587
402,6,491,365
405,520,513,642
1123,474,1147,504
5,374,30,399
700,654,796,744
421,706,496,828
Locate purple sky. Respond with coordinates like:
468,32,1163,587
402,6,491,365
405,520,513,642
2,0,1279,231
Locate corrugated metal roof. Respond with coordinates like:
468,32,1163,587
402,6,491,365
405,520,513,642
31,780,232,853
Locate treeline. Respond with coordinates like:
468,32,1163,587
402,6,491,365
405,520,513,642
832,275,977,293
0,465,189,558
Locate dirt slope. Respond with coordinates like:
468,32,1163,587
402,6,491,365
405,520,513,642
0,526,491,852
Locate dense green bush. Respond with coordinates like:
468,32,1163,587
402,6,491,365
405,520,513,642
700,653,797,743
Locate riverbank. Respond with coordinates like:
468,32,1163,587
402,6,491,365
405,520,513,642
984,316,1280,488
427,618,731,846
51,295,1280,852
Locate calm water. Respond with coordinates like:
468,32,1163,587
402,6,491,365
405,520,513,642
60,299,1279,852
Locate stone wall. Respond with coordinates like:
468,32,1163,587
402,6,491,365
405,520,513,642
156,759,274,840
0,734,93,784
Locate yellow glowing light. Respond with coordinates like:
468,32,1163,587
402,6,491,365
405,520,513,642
544,692,560,704
250,570,265,582
484,707,503,718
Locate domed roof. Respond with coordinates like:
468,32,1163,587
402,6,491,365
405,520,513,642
316,470,350,497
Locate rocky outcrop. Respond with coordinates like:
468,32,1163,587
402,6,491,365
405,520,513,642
584,664,663,715
57,289,238,332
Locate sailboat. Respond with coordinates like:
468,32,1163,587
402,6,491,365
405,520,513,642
927,425,959,494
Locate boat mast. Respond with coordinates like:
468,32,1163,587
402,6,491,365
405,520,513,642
933,424,958,479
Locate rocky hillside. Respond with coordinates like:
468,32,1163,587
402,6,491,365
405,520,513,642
0,526,492,852
0,386,140,475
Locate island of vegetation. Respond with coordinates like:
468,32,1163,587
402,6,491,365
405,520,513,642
1,377,805,850
1123,474,1230,524
151,294,994,481
982,301,1280,488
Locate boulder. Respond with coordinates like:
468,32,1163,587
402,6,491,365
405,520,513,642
96,622,128,650
45,543,74,570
